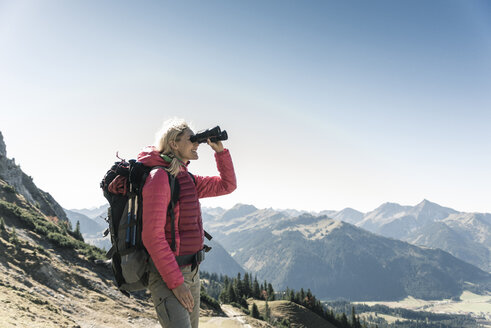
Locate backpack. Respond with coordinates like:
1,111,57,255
100,159,181,295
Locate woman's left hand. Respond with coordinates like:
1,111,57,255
207,139,224,153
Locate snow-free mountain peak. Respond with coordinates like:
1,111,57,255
332,207,364,224
373,202,408,215
0,131,67,221
0,131,6,158
220,203,258,220
414,199,457,214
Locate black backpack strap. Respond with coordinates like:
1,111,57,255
167,172,179,252
188,172,196,185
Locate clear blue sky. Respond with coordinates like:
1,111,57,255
1,0,490,213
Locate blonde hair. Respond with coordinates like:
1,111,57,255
155,118,192,176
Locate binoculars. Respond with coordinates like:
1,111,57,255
190,126,228,144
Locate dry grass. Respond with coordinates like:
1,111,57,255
250,299,336,328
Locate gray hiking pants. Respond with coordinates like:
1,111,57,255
148,264,200,328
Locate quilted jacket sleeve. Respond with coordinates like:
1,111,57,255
195,149,237,198
141,168,184,289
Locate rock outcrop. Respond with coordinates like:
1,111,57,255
0,131,67,221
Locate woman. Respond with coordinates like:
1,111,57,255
137,119,236,328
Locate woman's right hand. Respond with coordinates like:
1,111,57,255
172,283,194,313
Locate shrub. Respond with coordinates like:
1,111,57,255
79,245,105,261
47,232,78,249
280,318,291,327
9,227,19,245
2,184,16,193
200,288,222,312
230,302,243,309
0,199,104,260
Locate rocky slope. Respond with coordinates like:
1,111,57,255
0,132,67,222
0,178,161,328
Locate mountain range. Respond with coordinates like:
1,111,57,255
202,204,490,301
65,197,491,279
331,199,490,272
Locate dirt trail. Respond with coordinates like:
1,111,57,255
200,304,253,328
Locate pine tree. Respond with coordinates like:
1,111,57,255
74,220,84,241
289,289,295,302
252,275,260,299
251,303,260,319
228,281,237,303
339,313,349,328
219,277,231,303
235,273,244,298
0,217,5,231
264,299,271,322
267,283,275,301
351,306,363,328
351,306,357,328
219,286,229,303
350,306,362,328
243,272,251,297
240,295,248,308
294,291,301,304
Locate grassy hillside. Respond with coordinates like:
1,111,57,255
0,179,104,260
252,299,337,328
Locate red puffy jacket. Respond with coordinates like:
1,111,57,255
137,146,236,289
